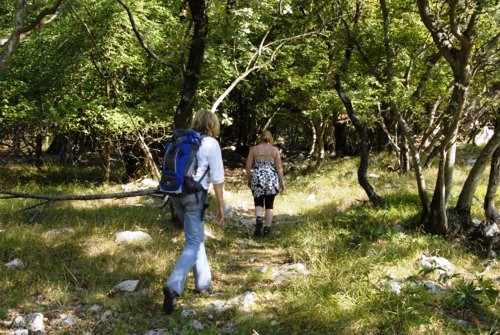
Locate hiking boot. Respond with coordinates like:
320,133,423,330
162,287,178,314
263,226,272,237
194,287,213,296
253,217,263,237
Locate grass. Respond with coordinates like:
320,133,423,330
0,145,498,334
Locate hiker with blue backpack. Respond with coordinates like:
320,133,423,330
160,110,225,315
246,130,285,237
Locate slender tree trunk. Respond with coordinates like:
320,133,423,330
102,134,111,184
399,129,410,173
308,119,316,157
35,133,43,161
397,115,431,216
427,146,449,234
334,75,384,206
456,119,500,218
334,118,349,157
318,118,326,160
484,146,499,222
174,0,208,129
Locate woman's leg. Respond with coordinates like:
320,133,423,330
265,208,273,227
165,192,210,295
254,196,264,236
263,195,275,236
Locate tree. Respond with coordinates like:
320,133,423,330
173,0,209,129
331,0,384,206
415,0,498,234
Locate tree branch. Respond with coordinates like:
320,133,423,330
210,30,322,113
1,0,65,71
115,0,182,74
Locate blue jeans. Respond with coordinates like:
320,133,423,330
165,191,211,295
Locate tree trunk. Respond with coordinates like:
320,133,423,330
427,82,467,235
334,118,349,157
35,133,43,163
396,115,431,216
427,147,449,235
334,75,384,206
484,146,499,223
101,135,111,184
456,119,500,218
174,0,208,129
399,130,410,173
308,119,316,157
416,0,481,235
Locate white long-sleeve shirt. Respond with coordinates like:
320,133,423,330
194,136,224,190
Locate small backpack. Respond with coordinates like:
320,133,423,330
159,129,208,194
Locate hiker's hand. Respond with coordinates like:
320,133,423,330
247,178,251,188
215,205,224,224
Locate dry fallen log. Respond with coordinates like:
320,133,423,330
0,188,159,201
0,188,163,223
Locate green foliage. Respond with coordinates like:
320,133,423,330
0,80,37,126
448,277,499,309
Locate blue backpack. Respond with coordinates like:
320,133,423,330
159,129,208,194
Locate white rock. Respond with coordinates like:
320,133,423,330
5,258,24,269
144,330,168,335
205,291,258,313
141,178,159,187
419,255,455,276
271,263,309,284
61,316,77,326
42,227,75,240
101,310,113,323
224,205,235,218
307,194,316,202
422,280,446,294
471,218,482,227
489,249,497,258
239,219,254,228
26,313,45,334
190,320,204,330
239,291,259,311
144,198,155,206
12,315,26,328
257,265,268,273
115,231,152,244
483,223,499,237
181,308,196,318
114,279,139,292
88,304,102,314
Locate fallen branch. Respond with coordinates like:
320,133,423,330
0,188,159,201
0,187,163,223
